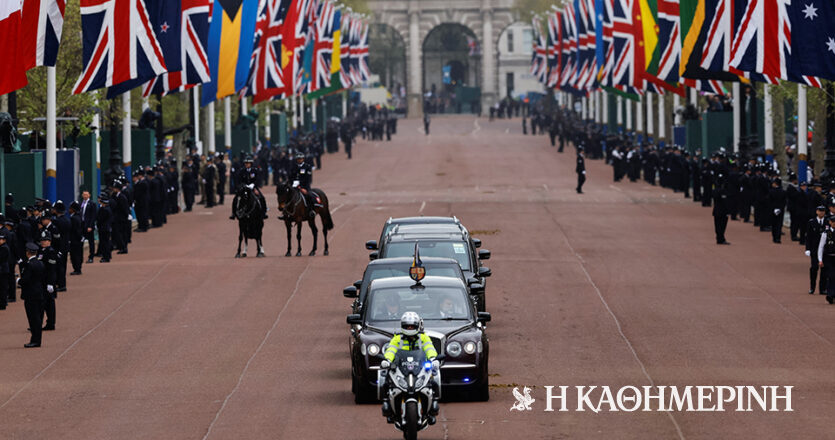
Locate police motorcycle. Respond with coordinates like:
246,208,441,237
378,350,443,440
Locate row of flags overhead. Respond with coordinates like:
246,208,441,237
531,0,835,99
0,0,371,105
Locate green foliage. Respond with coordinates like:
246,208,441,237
17,0,99,136
513,0,565,21
341,0,370,15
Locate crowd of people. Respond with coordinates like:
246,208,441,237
0,107,402,348
537,105,835,306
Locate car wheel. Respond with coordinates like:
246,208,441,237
355,379,377,404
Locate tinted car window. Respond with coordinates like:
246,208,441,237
383,241,472,271
367,287,471,323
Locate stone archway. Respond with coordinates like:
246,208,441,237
422,23,480,114
367,0,516,117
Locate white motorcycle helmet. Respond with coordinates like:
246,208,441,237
400,312,422,337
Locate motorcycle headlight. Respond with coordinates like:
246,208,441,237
446,341,462,357
415,376,425,388
463,341,477,354
367,343,380,356
397,376,408,388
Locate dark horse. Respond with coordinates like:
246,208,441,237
231,185,266,258
276,183,334,256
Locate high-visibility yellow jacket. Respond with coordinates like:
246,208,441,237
384,333,438,362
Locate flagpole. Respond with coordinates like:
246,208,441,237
224,97,231,152
798,84,808,182
291,94,298,130
93,96,101,196
764,84,774,164
193,86,201,153
658,93,665,143
616,96,623,132
732,82,740,153
300,97,306,132
207,101,215,154
241,96,248,116
602,92,608,126
265,103,271,143
626,98,632,133
46,66,57,203
689,87,697,107
636,95,643,136
673,93,681,126
647,93,654,141
122,91,132,179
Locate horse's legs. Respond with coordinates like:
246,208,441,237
323,223,329,256
296,222,303,256
242,237,248,257
285,221,292,257
236,231,242,258
308,218,318,256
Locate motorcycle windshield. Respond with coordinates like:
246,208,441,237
394,350,428,376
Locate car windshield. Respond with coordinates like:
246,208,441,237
383,241,471,271
367,286,471,323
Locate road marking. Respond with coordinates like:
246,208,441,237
202,262,313,440
544,205,686,440
202,205,357,440
543,184,549,191
331,203,345,213
471,118,481,136
504,128,509,134
0,260,174,411
419,200,426,213
609,185,623,192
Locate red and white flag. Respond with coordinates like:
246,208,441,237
20,0,66,70
0,3,28,95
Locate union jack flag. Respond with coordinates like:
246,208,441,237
339,13,354,88
574,0,598,91
291,0,314,95
655,0,681,84
248,0,292,103
20,0,66,70
604,0,642,89
728,0,820,87
356,20,370,83
546,10,562,88
560,5,578,90
311,0,336,90
347,16,364,85
142,0,211,97
530,16,548,83
74,0,180,95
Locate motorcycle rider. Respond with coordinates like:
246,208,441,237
380,311,440,424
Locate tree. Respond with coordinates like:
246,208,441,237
513,0,564,22
16,0,99,138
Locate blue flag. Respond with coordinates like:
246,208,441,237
790,1,835,81
106,0,181,98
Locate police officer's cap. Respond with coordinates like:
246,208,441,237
814,182,823,188
25,242,39,253
53,200,65,212
5,193,13,204
817,205,827,211
69,201,80,211
4,220,14,226
800,181,808,186
39,230,52,241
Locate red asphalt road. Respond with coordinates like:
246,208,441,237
0,115,833,440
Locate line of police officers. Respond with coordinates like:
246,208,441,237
548,107,835,305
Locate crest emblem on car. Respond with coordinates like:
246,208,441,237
410,243,426,283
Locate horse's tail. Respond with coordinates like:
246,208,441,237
315,189,335,231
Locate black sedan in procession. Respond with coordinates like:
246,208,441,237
364,216,482,252
347,276,491,404
343,256,479,314
376,226,492,311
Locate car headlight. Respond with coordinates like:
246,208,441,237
446,341,462,357
367,343,380,356
463,341,477,354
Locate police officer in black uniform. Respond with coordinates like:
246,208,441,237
229,154,269,219
576,146,586,194
133,169,150,231
806,205,827,294
52,201,71,290
110,180,130,254
713,173,731,245
216,153,227,205
281,153,316,220
817,216,835,304
768,177,786,243
38,230,59,331
68,201,84,275
181,162,197,211
97,194,112,263
20,242,46,347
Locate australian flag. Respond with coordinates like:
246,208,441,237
790,1,835,82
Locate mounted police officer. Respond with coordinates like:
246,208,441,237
230,154,268,220
279,153,316,220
